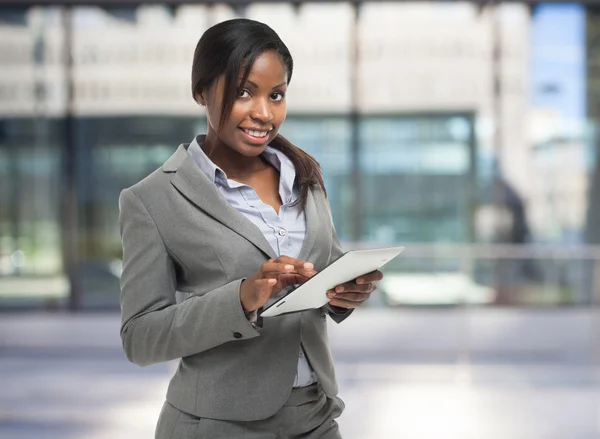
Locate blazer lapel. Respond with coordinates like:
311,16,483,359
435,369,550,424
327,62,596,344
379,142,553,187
166,147,277,260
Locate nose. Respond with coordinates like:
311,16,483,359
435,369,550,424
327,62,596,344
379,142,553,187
250,97,273,123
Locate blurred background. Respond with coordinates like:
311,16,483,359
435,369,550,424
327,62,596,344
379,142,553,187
2,1,600,438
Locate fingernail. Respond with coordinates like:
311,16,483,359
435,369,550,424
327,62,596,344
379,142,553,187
356,279,364,284
304,262,314,270
285,264,294,270
335,286,344,293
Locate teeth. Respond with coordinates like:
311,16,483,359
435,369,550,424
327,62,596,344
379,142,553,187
243,129,268,138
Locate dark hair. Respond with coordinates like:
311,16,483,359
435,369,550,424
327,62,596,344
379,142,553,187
191,18,326,209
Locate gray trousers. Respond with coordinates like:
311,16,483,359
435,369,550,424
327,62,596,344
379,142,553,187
155,383,344,439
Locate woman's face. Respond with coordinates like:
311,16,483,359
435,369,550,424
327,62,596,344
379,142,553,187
200,51,288,157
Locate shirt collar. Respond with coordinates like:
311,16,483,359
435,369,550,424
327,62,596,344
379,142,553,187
187,135,225,186
187,135,298,200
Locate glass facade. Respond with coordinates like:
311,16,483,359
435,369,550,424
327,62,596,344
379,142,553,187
0,118,65,307
1,2,600,309
358,115,476,244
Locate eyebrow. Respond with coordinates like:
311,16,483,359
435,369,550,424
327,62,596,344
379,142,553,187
245,80,287,90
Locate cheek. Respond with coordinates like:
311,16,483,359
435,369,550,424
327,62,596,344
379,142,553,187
278,108,287,123
268,108,286,138
225,102,250,128
276,102,287,119
271,106,286,130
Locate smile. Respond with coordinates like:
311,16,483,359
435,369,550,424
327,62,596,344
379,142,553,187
240,128,271,139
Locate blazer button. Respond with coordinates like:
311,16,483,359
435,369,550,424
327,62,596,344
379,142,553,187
233,332,243,339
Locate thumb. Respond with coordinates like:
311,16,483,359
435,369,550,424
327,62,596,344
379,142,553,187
241,278,278,313
256,278,277,299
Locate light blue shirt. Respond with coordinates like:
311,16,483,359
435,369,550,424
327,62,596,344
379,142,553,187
187,136,317,388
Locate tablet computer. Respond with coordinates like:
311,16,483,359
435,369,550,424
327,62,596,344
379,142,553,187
260,246,405,317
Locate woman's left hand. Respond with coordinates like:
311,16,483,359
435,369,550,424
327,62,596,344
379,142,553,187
325,270,384,309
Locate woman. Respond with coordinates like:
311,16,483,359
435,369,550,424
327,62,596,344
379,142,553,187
119,18,383,438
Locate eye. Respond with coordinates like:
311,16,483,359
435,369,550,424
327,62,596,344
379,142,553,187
239,89,250,98
271,92,285,102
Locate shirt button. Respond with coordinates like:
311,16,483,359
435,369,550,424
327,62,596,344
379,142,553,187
233,332,243,339
278,229,287,237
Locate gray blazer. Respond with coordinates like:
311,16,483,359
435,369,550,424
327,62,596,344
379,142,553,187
118,143,352,422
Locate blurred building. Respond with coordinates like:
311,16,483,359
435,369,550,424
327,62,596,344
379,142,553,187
0,2,598,308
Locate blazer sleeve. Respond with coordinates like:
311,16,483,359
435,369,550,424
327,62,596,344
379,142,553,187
118,188,260,367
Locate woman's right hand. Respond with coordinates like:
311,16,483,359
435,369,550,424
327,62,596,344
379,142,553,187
240,256,317,312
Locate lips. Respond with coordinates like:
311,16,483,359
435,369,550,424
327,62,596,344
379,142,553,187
240,127,271,138
238,126,273,145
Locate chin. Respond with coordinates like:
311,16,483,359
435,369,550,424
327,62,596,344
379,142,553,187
234,132,277,154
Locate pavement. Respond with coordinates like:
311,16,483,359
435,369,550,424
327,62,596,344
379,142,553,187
2,308,600,439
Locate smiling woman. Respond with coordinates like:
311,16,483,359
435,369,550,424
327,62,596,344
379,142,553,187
196,51,287,157
118,18,384,439
190,18,326,210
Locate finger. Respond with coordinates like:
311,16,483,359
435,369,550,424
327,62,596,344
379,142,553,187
262,269,318,287
274,255,314,273
328,297,365,309
278,273,316,289
263,261,315,277
261,262,305,276
247,279,277,300
327,292,371,302
354,270,384,285
328,292,371,302
254,278,277,298
332,282,375,294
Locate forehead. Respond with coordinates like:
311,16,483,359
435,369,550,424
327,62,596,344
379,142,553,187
243,51,288,84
